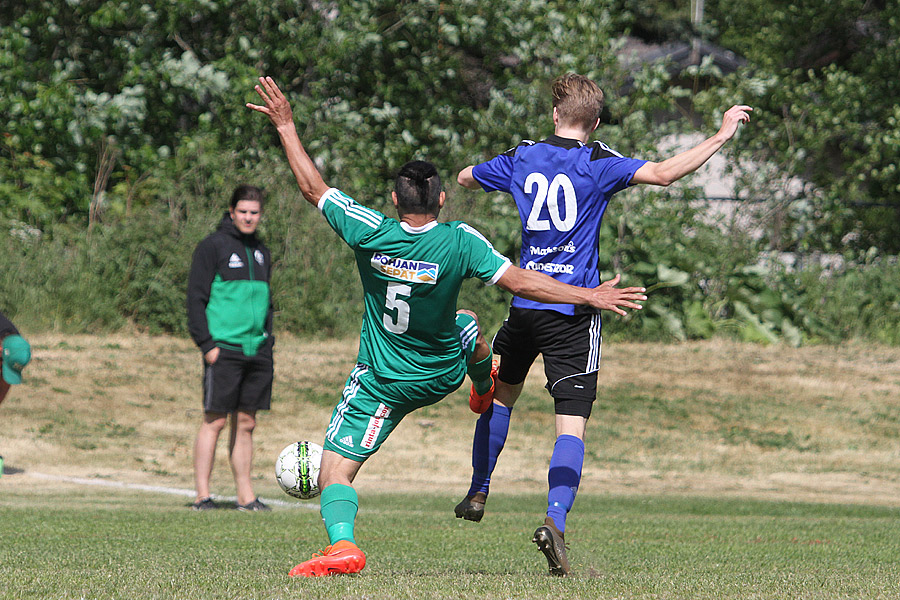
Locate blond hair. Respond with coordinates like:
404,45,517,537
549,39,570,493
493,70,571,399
552,73,604,131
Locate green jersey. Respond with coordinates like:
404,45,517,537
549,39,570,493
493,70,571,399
318,187,511,381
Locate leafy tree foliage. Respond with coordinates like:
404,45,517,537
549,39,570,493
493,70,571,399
704,0,900,252
1,0,897,344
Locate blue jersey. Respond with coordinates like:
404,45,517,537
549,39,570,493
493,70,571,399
472,135,646,315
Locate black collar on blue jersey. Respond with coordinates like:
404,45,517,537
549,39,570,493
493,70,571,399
541,134,585,149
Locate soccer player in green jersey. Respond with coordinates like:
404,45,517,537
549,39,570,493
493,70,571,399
248,77,647,577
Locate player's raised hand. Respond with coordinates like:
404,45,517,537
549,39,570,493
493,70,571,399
716,105,753,142
246,76,294,130
587,274,647,316
246,76,329,205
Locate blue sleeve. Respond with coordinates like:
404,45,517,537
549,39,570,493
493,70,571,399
472,154,514,193
598,157,647,194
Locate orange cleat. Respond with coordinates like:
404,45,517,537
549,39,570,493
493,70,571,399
468,361,498,414
289,540,366,577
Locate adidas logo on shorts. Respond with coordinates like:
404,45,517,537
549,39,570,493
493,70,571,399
339,435,354,447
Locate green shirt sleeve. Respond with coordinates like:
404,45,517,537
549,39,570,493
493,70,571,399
455,222,512,285
317,187,385,249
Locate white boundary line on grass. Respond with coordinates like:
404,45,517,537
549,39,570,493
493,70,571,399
26,471,318,510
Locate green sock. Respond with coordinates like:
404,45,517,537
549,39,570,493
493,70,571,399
320,483,359,545
468,353,494,395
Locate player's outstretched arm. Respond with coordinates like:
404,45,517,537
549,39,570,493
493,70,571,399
497,268,646,316
456,166,480,190
246,76,330,207
631,105,753,187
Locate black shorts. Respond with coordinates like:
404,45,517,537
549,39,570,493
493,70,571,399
202,345,273,414
491,307,601,418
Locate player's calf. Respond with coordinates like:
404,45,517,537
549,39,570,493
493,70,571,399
468,360,497,414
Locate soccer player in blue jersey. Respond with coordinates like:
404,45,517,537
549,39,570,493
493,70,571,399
247,76,647,577
455,73,752,575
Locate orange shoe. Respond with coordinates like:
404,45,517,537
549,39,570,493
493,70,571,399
468,361,498,414
289,540,366,577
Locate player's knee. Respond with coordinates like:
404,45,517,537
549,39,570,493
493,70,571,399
231,410,256,433
457,309,486,339
202,413,228,433
456,308,478,323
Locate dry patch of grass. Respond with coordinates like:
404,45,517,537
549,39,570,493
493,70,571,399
3,334,900,507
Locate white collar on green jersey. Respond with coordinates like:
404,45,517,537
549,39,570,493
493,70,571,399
399,220,439,234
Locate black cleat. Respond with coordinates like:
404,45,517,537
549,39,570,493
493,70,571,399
237,497,271,512
532,517,570,576
454,492,487,522
191,497,219,511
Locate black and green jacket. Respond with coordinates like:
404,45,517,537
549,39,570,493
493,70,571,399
187,213,273,357
0,311,20,339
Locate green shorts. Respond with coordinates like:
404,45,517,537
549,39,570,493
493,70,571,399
323,313,478,461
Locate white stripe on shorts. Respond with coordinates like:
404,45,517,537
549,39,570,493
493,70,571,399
548,315,602,395
459,320,478,351
203,363,215,411
326,364,367,444
587,313,601,371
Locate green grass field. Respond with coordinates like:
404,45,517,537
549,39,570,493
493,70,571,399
3,487,900,599
3,335,900,598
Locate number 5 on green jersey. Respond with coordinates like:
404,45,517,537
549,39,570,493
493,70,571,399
384,282,411,334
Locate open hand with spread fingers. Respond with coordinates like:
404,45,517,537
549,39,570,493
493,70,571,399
588,274,647,316
244,76,329,205
246,76,295,131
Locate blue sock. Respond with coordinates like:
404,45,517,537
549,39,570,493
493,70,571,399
467,403,512,497
546,434,585,533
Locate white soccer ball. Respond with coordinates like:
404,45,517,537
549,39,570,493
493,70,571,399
275,441,323,499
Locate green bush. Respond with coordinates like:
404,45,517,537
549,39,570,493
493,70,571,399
793,252,900,345
4,166,898,346
2,0,897,345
